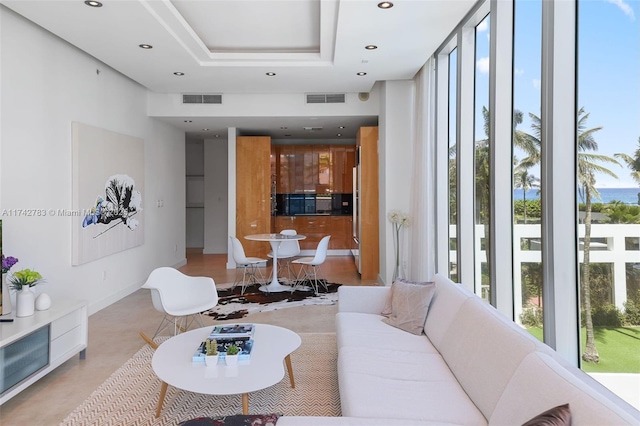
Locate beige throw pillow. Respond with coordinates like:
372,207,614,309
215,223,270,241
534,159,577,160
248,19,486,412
382,280,436,335
381,278,434,317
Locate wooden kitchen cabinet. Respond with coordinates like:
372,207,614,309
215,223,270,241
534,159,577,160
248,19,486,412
275,144,355,194
330,145,356,193
330,216,353,249
275,215,352,250
236,136,271,258
357,126,379,280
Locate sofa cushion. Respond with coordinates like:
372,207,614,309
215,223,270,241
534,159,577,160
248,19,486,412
338,348,487,425
521,404,571,426
423,274,474,349
382,280,436,335
336,312,438,354
490,352,639,425
438,297,539,420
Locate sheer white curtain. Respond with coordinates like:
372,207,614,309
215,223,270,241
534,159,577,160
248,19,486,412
407,57,437,281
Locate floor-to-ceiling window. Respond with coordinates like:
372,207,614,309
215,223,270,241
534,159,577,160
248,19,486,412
449,48,458,282
513,0,543,337
474,13,491,302
434,0,640,406
576,0,640,380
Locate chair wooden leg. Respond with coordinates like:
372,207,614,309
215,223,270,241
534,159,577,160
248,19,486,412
140,332,158,350
155,381,168,418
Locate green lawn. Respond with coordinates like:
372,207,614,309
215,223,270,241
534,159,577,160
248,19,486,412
526,326,640,373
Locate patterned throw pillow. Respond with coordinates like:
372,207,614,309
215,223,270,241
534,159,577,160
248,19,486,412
178,413,280,426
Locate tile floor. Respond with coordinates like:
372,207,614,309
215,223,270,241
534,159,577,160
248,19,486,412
0,252,374,425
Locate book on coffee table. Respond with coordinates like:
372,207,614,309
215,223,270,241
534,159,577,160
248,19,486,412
208,324,255,340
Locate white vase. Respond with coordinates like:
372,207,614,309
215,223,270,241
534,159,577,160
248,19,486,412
1,273,12,315
35,293,52,311
16,287,36,317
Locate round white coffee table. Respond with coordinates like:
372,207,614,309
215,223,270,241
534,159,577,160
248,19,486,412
152,323,301,417
245,233,306,292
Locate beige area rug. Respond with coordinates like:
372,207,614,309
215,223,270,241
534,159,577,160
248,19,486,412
60,333,340,426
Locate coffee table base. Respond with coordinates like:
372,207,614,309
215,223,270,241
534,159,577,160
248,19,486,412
154,354,296,418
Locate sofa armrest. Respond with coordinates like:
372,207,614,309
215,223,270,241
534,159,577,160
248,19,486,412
338,286,390,314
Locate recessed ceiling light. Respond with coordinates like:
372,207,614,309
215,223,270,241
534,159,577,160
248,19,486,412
337,133,342,137
280,126,288,130
357,72,367,76
174,72,185,76
365,45,378,50
284,134,292,137
202,128,209,131
215,135,220,138
266,72,276,76
339,126,346,129
139,44,153,49
184,120,192,123
378,2,393,9
84,0,102,7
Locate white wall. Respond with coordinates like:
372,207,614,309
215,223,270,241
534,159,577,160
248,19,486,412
0,7,186,314
203,138,228,254
378,80,415,285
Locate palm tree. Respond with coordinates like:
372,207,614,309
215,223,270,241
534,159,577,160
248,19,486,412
529,107,619,363
514,169,540,223
615,137,640,205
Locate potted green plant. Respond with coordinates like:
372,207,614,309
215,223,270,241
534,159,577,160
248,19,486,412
9,268,44,318
204,338,219,367
225,343,240,366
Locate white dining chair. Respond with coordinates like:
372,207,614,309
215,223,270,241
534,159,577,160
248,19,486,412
230,236,267,294
267,229,301,284
140,267,218,348
292,235,331,294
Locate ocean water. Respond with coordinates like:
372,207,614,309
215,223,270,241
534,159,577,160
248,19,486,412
513,187,640,205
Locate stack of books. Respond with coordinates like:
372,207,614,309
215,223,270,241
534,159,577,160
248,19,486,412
192,324,255,363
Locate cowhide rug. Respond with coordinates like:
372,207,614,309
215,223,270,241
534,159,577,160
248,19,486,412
206,281,341,320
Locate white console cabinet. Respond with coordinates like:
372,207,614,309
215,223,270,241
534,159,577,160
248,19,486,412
0,299,88,404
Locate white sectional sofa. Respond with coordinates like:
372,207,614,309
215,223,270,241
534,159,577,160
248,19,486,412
280,273,640,425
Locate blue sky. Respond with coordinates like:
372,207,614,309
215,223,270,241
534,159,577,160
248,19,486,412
474,0,639,188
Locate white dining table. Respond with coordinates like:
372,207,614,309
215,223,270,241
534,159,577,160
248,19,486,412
244,233,306,292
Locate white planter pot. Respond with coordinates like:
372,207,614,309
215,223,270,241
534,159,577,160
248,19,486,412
225,354,239,366
205,354,219,367
16,287,35,317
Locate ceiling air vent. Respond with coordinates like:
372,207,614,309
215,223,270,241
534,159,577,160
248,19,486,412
182,94,222,104
306,93,346,104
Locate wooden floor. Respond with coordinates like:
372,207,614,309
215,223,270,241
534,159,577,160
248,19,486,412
0,251,376,425
181,249,379,287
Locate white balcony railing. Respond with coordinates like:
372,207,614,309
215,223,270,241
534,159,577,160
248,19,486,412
449,223,640,323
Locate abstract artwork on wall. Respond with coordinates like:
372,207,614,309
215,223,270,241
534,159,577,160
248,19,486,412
72,123,144,265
